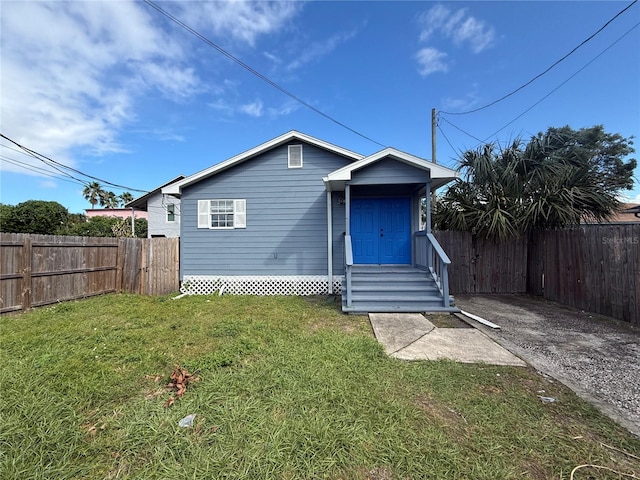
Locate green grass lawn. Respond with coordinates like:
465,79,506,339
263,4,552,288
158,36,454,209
1,294,638,479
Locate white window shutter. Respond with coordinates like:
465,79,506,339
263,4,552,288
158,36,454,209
198,200,210,228
234,199,246,228
288,145,303,168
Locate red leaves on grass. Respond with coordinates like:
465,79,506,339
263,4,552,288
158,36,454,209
164,366,199,407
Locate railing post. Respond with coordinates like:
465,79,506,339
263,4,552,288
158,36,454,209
442,263,450,308
344,235,353,308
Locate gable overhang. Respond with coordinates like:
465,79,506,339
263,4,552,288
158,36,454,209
322,147,459,192
125,175,186,210
162,130,364,196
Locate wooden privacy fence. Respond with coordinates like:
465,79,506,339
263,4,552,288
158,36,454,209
0,233,179,313
435,224,640,325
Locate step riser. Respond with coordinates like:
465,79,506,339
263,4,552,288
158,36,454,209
343,266,455,313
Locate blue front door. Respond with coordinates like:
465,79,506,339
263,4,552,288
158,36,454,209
351,197,411,264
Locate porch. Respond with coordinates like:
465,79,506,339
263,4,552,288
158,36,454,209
322,147,461,314
341,233,460,314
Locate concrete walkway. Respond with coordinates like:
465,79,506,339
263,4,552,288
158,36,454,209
455,294,640,437
369,313,526,366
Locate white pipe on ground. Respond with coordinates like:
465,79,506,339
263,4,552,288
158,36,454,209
460,309,501,329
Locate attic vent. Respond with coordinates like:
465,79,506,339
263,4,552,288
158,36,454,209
288,144,303,168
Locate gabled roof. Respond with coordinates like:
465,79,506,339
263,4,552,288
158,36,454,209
163,130,364,196
126,175,186,210
323,147,459,191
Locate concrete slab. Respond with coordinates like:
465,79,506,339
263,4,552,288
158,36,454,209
369,313,435,355
369,312,526,366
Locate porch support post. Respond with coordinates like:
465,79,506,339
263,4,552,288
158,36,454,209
345,184,351,236
425,181,433,272
326,190,333,294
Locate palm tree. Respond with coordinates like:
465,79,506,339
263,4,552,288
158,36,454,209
99,191,119,209
118,192,134,207
433,126,635,239
82,182,104,209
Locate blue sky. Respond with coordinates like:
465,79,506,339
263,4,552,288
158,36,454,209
1,1,639,214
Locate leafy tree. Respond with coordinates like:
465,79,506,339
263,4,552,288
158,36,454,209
434,125,636,239
118,192,134,207
0,200,70,234
62,216,147,238
82,182,104,208
0,203,15,231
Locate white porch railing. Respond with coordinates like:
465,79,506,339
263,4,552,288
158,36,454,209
414,231,452,308
344,234,353,307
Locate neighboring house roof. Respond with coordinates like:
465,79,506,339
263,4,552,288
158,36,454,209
323,147,459,191
623,203,640,216
163,131,364,196
610,203,640,223
126,175,186,210
581,203,640,224
85,209,148,220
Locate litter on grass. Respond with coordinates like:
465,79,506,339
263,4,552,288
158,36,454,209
179,414,196,428
539,396,558,404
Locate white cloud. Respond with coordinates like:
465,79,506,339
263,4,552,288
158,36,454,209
0,0,201,175
239,100,264,117
441,86,481,111
453,17,496,54
176,1,301,47
286,29,359,72
416,48,449,76
267,100,300,118
416,4,496,74
0,1,303,179
620,190,640,204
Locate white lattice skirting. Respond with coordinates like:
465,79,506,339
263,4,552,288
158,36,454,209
181,275,343,296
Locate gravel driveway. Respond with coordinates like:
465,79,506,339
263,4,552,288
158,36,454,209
455,294,640,437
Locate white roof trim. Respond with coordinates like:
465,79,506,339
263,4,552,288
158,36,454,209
163,130,364,195
324,147,459,182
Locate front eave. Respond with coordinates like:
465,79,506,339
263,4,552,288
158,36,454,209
324,147,459,192
163,130,365,196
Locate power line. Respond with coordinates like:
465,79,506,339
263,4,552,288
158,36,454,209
0,154,89,186
143,0,386,149
436,20,639,154
480,21,640,144
440,0,638,116
435,125,461,167
0,133,147,193
438,116,483,144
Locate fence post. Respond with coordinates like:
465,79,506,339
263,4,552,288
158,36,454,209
116,238,124,293
21,236,32,311
140,239,148,295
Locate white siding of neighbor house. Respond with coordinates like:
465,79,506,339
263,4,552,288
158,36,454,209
180,142,350,278
147,192,181,238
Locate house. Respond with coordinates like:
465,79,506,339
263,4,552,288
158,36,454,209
85,208,147,220
581,203,640,224
162,131,460,313
125,176,184,238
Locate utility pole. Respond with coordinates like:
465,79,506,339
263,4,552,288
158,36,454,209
431,108,437,164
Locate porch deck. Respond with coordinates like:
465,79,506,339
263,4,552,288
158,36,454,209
341,265,460,314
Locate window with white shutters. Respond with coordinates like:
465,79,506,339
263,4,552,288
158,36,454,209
197,199,247,229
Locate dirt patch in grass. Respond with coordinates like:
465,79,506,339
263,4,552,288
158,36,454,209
424,313,472,328
413,393,470,435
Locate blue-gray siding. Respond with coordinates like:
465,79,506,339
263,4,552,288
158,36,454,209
349,158,430,185
181,143,350,278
